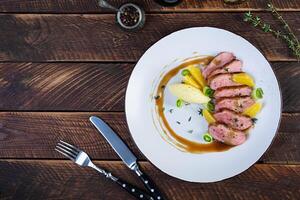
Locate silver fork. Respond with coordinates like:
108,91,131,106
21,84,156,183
55,140,153,200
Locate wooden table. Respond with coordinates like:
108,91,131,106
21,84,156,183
0,0,299,199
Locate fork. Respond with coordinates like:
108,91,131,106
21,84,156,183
55,140,153,200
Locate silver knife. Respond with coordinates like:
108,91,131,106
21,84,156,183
90,116,165,200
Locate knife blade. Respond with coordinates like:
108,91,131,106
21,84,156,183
89,116,165,200
89,116,137,169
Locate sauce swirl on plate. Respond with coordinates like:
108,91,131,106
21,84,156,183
155,56,232,153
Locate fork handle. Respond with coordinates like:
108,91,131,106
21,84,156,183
115,178,153,200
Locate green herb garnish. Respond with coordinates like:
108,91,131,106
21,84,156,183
244,3,300,60
181,69,190,76
252,88,264,99
203,133,213,143
203,86,214,98
176,99,183,108
205,101,215,112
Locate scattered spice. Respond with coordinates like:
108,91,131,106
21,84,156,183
154,95,160,100
251,118,258,123
188,116,192,122
198,108,203,116
187,130,193,134
169,109,173,113
176,121,181,125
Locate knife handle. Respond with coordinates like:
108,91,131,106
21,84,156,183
90,162,153,200
116,178,154,200
134,166,165,200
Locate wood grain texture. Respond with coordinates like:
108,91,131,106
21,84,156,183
0,63,132,111
0,0,299,13
0,160,299,200
273,62,300,113
0,13,299,62
0,62,299,112
0,112,145,160
0,112,298,163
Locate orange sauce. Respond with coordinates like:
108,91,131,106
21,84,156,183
155,56,232,153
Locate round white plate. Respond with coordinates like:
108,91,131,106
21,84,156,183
125,27,282,182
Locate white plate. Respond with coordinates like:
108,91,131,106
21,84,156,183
125,27,282,182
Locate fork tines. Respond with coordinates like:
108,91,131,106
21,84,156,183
55,140,81,161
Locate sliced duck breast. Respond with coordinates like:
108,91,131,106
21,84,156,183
202,52,235,79
209,123,246,146
208,60,243,79
215,97,255,113
209,74,242,90
214,110,253,130
214,86,252,99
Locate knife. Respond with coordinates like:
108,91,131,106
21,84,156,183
90,116,165,200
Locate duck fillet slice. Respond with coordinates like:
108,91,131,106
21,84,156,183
213,110,253,130
209,74,242,90
202,52,235,79
209,123,246,146
215,97,255,113
208,60,243,79
214,86,252,99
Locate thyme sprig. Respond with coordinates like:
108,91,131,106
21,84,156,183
243,4,300,60
267,3,299,47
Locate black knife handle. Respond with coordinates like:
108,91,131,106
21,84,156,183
134,166,165,200
116,178,154,200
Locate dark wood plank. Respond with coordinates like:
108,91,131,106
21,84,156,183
0,0,299,13
0,63,132,111
0,160,299,200
0,13,299,62
0,112,298,163
0,112,145,160
273,62,300,113
0,62,299,112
